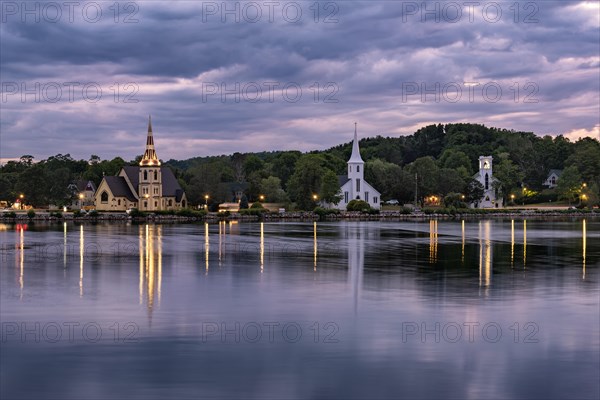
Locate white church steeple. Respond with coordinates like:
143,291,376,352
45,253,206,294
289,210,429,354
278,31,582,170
347,122,364,200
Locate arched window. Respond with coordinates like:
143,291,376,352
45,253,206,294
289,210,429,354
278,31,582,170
182,200,186,208
100,191,108,203
357,165,360,172
144,170,148,180
485,173,489,190
154,170,158,180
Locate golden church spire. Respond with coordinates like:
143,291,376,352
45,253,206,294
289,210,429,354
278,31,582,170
140,115,161,166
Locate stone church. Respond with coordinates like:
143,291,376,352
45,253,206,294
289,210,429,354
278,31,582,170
94,117,187,211
331,124,381,210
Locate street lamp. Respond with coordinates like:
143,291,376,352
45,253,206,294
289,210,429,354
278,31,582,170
312,194,318,201
259,195,265,202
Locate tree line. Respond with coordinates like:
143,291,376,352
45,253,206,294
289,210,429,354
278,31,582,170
2,123,599,209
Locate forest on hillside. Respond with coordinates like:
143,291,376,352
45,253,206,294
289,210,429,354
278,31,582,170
2,123,599,209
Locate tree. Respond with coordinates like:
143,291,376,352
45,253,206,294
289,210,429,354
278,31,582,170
556,166,582,204
465,179,484,205
407,157,439,203
287,154,325,210
259,176,288,203
439,149,472,175
320,169,342,205
239,194,249,209
437,168,466,196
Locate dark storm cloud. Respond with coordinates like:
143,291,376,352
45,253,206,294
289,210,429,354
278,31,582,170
0,0,598,161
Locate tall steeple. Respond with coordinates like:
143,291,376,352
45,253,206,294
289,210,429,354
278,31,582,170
348,122,364,163
140,115,161,166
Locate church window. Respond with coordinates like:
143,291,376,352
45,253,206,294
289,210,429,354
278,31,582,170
182,200,186,208
155,201,158,207
357,165,360,172
485,173,489,190
144,201,148,208
168,199,172,206
118,199,121,206
356,179,360,192
154,170,158,180
100,191,108,203
344,192,348,203
144,170,148,180
365,191,369,203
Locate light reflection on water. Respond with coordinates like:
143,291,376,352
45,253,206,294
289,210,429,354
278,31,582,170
0,219,598,400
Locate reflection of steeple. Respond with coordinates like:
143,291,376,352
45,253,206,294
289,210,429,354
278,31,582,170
138,224,163,320
17,225,24,300
204,223,210,274
478,221,492,292
511,220,515,268
347,223,364,314
523,220,527,268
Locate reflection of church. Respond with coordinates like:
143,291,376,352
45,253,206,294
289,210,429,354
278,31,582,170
471,156,503,208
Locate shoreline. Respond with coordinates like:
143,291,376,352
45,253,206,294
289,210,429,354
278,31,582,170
1,209,598,224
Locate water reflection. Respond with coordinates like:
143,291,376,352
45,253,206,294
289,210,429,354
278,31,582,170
138,225,163,315
583,219,587,279
79,225,84,297
479,220,492,290
16,225,24,299
429,219,438,264
204,222,209,274
511,219,515,268
348,224,364,314
313,221,318,271
523,219,527,268
461,219,465,264
260,222,264,273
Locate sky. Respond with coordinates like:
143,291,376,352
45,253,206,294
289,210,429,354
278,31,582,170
1,0,599,162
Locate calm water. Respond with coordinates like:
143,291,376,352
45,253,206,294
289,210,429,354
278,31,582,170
1,219,598,399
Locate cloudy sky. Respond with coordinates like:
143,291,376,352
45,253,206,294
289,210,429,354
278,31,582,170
1,0,599,162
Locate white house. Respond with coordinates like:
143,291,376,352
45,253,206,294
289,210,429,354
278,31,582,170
331,124,381,210
543,169,562,188
471,156,503,208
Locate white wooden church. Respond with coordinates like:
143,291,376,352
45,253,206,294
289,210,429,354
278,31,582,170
470,155,503,208
330,124,381,210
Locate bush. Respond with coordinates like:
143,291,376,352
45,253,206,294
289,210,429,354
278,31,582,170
88,210,99,218
128,208,146,218
155,209,175,216
175,209,206,218
239,208,266,216
313,207,340,219
3,211,16,219
73,210,82,218
346,200,371,212
50,212,63,218
27,210,36,219
217,211,230,218
250,202,265,209
444,193,468,209
399,206,412,215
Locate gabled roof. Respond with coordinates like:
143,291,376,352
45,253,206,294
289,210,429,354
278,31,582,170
69,180,96,192
338,175,350,187
547,169,563,177
104,176,137,202
120,166,184,202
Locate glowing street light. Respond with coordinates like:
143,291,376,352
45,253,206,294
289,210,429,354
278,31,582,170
259,195,265,201
204,194,209,210
312,194,318,201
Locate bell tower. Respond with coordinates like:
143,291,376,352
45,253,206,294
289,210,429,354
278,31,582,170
139,116,162,211
347,123,364,200
478,156,493,191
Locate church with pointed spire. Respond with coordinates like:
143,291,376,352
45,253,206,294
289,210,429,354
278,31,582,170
94,117,187,211
330,124,381,210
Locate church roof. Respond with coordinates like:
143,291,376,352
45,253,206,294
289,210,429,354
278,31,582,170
348,123,364,163
104,176,137,201
338,175,350,187
121,166,185,201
